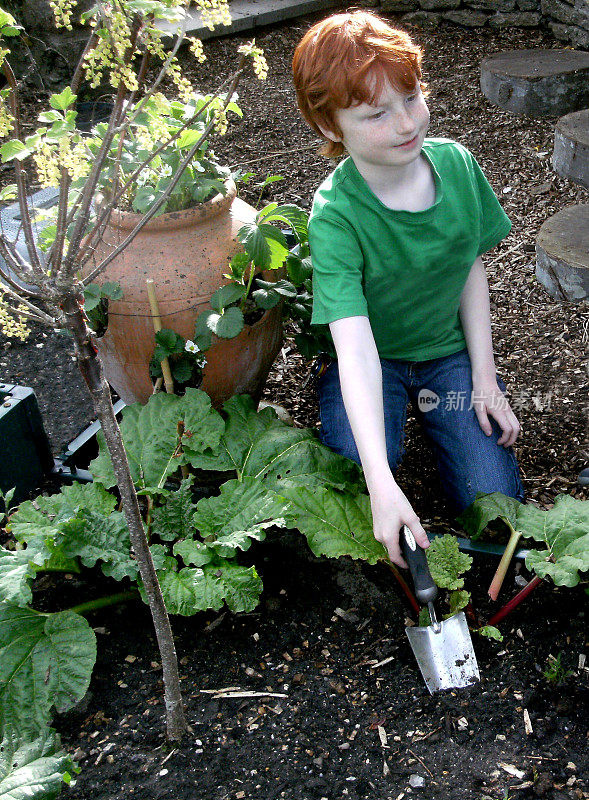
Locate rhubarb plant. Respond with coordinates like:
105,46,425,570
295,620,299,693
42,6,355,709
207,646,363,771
0,725,76,800
1,389,384,783
422,535,502,640
459,492,589,599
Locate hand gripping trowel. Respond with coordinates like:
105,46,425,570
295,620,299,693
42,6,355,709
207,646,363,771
400,525,480,693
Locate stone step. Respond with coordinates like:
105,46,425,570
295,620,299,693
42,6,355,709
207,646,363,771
535,204,589,302
156,0,340,40
552,109,589,189
480,49,589,116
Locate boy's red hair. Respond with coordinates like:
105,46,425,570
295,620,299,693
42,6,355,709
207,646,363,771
292,11,426,158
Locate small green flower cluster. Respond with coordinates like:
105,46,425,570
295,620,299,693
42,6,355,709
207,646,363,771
196,0,231,31
142,26,195,103
49,0,76,30
188,36,206,64
212,107,228,136
0,97,13,138
238,41,268,81
134,111,171,152
33,138,90,189
165,60,194,104
0,295,29,340
83,7,139,91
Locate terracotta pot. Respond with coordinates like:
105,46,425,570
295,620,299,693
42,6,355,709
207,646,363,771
85,180,283,407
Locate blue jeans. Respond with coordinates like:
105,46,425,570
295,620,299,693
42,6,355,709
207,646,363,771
318,348,525,515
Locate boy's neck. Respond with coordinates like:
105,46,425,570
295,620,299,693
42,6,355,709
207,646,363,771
355,155,421,194
351,153,436,212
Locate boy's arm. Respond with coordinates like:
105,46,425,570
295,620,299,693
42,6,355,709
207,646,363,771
459,256,520,447
329,316,429,566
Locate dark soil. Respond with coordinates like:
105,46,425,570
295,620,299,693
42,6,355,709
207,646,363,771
1,8,588,800
49,532,588,800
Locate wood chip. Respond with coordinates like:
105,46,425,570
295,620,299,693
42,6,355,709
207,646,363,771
523,709,533,736
377,725,388,747
371,655,396,670
498,763,526,779
201,690,288,700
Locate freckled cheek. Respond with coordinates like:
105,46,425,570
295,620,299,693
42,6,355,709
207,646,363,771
419,104,431,130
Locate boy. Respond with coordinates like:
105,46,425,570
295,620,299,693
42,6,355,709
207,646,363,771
292,11,524,567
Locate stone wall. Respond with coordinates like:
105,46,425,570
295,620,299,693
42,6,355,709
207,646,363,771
7,0,94,86
371,0,589,50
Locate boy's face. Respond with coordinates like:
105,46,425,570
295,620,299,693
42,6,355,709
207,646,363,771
323,77,430,175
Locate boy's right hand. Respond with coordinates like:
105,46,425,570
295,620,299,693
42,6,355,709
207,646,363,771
367,474,429,568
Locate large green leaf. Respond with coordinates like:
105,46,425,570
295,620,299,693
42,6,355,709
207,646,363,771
258,204,308,243
519,495,589,587
210,283,245,312
460,492,589,587
185,396,364,492
49,87,76,111
173,539,214,568
0,549,35,607
9,500,73,561
0,140,31,163
57,510,137,581
205,306,244,339
0,8,22,36
282,486,386,563
0,605,96,737
236,222,288,270
192,478,288,557
151,478,197,542
152,562,262,615
185,394,277,472
90,389,225,491
0,724,73,800
8,483,117,567
457,492,520,540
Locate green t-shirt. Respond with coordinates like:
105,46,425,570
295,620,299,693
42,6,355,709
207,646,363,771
308,138,511,361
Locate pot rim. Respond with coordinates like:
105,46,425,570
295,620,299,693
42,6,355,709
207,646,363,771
102,178,237,232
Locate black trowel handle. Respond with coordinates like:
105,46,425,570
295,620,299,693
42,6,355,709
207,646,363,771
400,525,438,605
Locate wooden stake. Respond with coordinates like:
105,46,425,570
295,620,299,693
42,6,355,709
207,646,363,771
146,279,174,395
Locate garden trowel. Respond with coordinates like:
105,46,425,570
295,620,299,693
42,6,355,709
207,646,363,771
400,525,480,694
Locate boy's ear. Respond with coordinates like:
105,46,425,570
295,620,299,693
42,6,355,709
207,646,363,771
317,123,341,143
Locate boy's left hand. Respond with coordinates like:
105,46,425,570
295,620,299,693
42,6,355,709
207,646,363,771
471,379,521,448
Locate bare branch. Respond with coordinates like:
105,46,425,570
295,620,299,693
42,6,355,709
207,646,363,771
61,15,143,279
0,260,39,298
70,29,100,96
0,234,38,285
1,60,50,290
123,8,189,123
60,88,128,280
0,283,56,325
46,169,72,277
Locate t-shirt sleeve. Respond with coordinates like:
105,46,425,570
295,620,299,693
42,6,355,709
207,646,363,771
467,152,512,256
308,213,368,325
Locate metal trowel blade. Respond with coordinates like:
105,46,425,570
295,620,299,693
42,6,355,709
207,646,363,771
405,612,480,694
